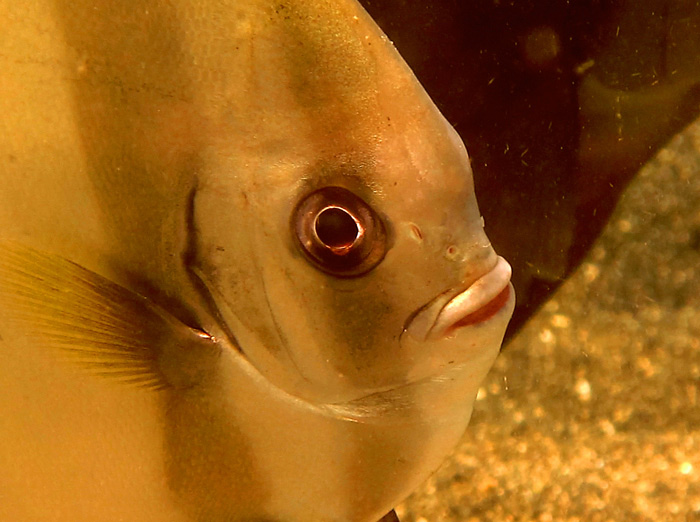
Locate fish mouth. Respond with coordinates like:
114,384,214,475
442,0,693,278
428,256,512,339
404,256,513,342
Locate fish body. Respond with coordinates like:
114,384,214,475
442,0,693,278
0,1,514,521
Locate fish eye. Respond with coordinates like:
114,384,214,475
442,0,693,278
292,186,387,277
314,207,363,252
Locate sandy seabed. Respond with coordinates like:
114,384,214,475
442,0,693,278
397,119,700,522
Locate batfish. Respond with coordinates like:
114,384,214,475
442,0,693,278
0,0,514,520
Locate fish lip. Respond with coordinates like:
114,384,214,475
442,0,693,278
427,256,512,339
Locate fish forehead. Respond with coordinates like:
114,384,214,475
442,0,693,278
190,0,382,113
187,0,451,157
192,0,476,219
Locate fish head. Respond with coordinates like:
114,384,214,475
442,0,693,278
187,0,515,411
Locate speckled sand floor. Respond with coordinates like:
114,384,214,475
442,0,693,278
396,119,700,522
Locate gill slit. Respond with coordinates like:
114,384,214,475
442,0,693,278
183,185,242,353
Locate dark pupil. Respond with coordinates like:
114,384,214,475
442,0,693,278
315,207,359,248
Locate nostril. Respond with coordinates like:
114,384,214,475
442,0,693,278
445,245,459,260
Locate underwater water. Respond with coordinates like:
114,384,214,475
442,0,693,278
397,119,700,521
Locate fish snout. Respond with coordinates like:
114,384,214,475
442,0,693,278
442,226,499,282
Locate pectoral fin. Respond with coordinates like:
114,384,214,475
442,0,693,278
0,242,220,390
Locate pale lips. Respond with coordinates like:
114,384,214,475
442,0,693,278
428,256,512,339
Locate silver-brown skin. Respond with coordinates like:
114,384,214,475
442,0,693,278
0,1,514,521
